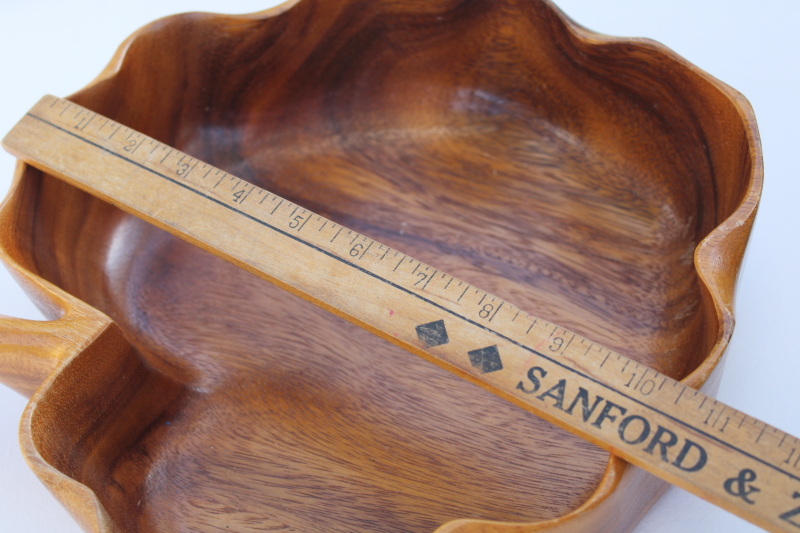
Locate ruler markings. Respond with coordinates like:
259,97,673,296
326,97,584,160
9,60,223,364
237,185,255,205
675,387,686,405
129,136,145,154
297,210,311,231
457,285,470,302
561,333,575,354
79,114,95,131
488,301,503,322
359,240,374,260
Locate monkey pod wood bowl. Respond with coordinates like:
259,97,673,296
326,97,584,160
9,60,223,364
0,1,762,532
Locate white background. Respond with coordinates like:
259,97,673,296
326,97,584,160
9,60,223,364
0,1,797,532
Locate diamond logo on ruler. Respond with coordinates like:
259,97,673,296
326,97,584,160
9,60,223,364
415,320,449,347
467,346,503,374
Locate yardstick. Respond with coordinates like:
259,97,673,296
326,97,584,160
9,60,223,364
1,95,795,532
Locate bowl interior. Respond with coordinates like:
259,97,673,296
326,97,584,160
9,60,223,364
7,1,754,531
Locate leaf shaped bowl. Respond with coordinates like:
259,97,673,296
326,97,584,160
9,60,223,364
0,1,762,532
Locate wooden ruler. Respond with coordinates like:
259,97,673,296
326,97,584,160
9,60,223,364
3,95,798,532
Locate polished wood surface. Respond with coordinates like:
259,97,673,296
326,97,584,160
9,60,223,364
0,1,762,532
5,93,785,531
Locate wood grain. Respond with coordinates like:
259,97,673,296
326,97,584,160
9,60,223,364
0,1,762,532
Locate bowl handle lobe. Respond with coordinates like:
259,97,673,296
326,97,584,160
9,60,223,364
0,300,114,399
0,315,64,397
0,162,115,399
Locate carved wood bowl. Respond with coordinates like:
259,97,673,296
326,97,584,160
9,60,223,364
0,1,762,532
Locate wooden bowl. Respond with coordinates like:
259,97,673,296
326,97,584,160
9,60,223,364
0,1,762,532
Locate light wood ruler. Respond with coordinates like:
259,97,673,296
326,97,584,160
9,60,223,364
3,95,798,532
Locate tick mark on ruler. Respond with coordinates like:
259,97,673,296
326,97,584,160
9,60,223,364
488,302,503,322
359,241,373,259
297,212,311,231
457,285,470,302
756,425,767,443
421,269,437,290
674,387,686,405
331,227,343,243
785,449,797,465
561,333,575,352
79,114,95,131
130,138,145,154
241,186,255,204
183,161,198,179
271,199,284,215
